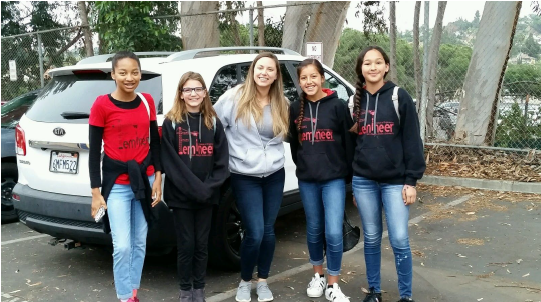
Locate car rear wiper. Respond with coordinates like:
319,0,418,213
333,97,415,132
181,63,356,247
61,112,90,119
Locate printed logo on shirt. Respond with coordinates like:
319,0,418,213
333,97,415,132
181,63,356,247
299,117,334,142
358,110,395,136
177,127,213,156
112,119,150,149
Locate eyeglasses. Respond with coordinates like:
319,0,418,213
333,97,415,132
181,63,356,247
181,87,205,94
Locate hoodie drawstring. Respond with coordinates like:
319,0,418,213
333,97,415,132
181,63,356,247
363,92,380,135
185,113,202,160
308,102,320,145
373,93,379,135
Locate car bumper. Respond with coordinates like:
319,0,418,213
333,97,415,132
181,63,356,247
12,184,176,247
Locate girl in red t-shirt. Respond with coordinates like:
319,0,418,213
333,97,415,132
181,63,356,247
88,51,162,302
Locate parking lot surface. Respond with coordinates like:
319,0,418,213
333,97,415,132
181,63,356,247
2,187,540,302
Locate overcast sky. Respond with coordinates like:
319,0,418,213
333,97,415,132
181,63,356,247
241,1,537,32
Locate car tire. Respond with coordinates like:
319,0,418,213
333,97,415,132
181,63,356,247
208,186,243,271
2,162,19,224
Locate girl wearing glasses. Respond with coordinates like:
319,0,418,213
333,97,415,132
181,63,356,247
161,72,230,302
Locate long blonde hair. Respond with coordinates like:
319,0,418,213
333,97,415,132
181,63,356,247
235,52,289,137
166,71,217,129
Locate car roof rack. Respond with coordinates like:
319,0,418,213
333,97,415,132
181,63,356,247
76,52,175,65
164,47,301,62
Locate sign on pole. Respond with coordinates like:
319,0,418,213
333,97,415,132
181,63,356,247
9,60,17,81
306,42,323,63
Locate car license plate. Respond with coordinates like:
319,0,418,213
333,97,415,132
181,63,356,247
49,151,79,174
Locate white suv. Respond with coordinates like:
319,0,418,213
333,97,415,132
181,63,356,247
13,47,354,269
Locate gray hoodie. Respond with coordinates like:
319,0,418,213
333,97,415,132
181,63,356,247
214,85,286,177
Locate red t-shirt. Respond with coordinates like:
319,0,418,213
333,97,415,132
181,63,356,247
89,93,156,184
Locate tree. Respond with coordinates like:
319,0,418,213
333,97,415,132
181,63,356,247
425,1,447,137
1,1,78,100
181,2,219,50
503,63,541,98
388,1,398,83
436,44,473,100
77,1,93,57
282,2,312,53
95,1,181,52
219,1,244,50
472,10,481,27
257,1,264,47
523,33,541,58
304,2,350,67
454,2,523,146
413,1,422,109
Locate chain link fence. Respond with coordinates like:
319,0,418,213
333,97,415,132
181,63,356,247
2,1,540,181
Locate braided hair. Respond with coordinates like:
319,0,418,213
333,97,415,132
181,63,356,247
297,91,307,143
349,79,364,133
349,46,390,133
296,58,325,143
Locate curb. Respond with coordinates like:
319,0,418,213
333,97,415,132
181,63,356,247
420,175,541,194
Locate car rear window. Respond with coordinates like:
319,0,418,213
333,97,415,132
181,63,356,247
26,73,163,124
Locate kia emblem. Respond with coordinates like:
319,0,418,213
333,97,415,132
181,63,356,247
53,127,66,136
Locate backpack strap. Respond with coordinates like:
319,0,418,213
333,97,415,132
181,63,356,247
136,92,150,118
348,95,355,118
392,86,400,123
136,92,151,138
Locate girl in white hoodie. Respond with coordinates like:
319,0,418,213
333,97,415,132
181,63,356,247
214,52,289,302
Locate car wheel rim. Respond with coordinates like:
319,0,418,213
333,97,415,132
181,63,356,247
226,201,244,257
1,177,16,206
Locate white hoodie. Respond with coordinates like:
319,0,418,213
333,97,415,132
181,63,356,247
214,85,286,177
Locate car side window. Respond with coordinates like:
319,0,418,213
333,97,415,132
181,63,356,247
239,63,299,103
324,72,349,102
209,64,238,103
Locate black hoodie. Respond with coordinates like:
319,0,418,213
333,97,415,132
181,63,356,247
289,89,356,182
352,81,425,186
161,113,229,209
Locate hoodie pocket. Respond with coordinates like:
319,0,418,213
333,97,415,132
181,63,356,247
356,147,399,179
297,153,338,179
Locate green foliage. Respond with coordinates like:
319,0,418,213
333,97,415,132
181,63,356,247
523,33,541,58
94,1,181,53
436,44,472,99
1,1,77,100
495,103,541,149
504,63,541,98
257,17,284,48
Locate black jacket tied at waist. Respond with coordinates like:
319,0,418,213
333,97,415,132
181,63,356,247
100,152,155,234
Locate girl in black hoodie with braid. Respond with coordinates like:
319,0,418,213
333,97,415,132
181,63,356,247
161,72,229,302
350,46,425,302
289,59,355,302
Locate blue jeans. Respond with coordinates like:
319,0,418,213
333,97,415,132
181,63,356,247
108,175,155,300
230,168,285,281
352,176,412,298
298,178,345,276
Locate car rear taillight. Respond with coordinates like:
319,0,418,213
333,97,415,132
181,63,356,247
15,124,26,156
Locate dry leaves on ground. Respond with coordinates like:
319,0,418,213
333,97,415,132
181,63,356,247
424,146,540,182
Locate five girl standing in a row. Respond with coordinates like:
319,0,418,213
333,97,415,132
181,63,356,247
89,46,425,302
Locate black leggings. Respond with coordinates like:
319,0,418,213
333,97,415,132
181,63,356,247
172,206,213,290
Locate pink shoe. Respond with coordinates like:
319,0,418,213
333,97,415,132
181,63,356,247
126,298,139,302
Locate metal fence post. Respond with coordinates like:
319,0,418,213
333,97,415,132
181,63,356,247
419,1,430,142
37,33,44,88
249,6,254,52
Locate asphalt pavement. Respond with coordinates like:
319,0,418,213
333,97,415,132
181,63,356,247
1,188,540,302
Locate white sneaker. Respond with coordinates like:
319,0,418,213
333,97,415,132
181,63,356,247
307,273,327,298
325,283,350,302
